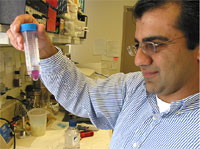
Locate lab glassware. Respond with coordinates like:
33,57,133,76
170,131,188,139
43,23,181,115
20,23,40,81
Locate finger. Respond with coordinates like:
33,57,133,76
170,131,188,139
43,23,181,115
37,24,47,42
10,14,38,33
16,34,24,50
7,29,24,50
11,30,24,49
7,29,18,48
37,24,46,36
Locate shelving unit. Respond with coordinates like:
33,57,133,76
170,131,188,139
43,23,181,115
0,25,82,45
48,33,72,44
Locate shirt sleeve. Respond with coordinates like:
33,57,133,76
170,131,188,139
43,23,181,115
40,48,135,129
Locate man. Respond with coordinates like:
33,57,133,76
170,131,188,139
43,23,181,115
7,0,199,148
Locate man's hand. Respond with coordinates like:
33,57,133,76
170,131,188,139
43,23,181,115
7,14,57,59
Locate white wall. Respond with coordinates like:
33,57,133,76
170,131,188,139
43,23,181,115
71,0,136,74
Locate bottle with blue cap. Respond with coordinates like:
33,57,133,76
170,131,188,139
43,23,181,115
64,119,80,149
20,23,40,81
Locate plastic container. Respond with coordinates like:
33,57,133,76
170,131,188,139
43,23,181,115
64,119,80,149
27,108,47,137
20,23,41,81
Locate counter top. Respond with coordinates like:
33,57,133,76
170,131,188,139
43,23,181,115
81,129,112,149
13,112,112,149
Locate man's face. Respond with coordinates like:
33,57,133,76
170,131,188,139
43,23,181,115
134,3,199,99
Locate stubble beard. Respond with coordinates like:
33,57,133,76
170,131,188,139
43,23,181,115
144,78,165,95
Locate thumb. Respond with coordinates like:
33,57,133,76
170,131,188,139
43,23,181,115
37,24,46,37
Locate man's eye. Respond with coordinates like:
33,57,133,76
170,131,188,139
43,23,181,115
154,42,166,47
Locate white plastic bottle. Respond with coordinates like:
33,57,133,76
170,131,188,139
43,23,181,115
64,119,80,149
20,23,41,81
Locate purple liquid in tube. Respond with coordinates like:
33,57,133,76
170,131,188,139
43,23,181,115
31,70,40,81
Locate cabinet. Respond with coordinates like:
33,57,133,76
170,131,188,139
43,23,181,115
0,0,88,45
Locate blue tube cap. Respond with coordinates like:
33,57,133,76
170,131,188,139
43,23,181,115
69,119,77,127
20,23,37,32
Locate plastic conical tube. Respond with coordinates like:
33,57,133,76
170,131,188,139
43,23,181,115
20,23,41,81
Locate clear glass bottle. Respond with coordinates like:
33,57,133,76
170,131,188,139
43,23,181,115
64,119,80,149
20,23,41,81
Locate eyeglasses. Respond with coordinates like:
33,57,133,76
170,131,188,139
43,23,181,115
127,36,185,56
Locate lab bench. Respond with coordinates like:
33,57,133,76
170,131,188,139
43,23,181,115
12,112,112,149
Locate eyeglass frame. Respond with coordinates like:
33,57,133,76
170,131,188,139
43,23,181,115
127,36,185,56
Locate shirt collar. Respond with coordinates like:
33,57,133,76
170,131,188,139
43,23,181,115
148,93,200,113
177,93,200,110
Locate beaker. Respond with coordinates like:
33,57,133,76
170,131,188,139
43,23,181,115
27,108,47,136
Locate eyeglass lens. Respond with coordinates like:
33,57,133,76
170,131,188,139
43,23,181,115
142,42,155,55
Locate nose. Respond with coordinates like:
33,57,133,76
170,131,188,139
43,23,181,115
134,48,153,67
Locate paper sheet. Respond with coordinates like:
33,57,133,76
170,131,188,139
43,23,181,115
107,41,121,57
111,61,118,70
101,55,113,61
93,39,107,55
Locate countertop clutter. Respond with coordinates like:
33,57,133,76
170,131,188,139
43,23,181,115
11,112,112,149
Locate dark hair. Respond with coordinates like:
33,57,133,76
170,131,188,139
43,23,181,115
133,0,199,50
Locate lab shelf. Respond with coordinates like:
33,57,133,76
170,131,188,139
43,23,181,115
0,25,10,45
0,25,82,45
0,32,10,45
48,33,72,44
